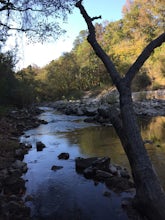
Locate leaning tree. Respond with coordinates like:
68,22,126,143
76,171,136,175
76,1,165,219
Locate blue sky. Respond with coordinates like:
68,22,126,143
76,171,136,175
21,0,126,69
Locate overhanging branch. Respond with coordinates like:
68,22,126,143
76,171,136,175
0,4,43,12
0,22,36,32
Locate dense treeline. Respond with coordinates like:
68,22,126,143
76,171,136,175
0,53,37,108
0,0,164,106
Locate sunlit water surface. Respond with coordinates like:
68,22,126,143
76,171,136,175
21,107,165,220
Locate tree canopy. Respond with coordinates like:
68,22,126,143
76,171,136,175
0,0,77,45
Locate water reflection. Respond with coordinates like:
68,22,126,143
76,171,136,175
140,116,165,186
61,116,165,187
141,116,165,145
22,109,165,219
63,126,128,168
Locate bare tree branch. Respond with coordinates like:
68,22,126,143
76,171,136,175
0,5,43,12
0,22,35,32
91,16,101,21
76,0,121,86
125,32,165,84
0,0,77,44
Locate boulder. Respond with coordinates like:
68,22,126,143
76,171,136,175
75,156,134,193
92,157,110,171
75,157,98,171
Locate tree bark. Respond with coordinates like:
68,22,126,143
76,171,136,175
76,1,165,219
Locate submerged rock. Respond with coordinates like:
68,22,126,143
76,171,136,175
105,176,134,192
103,191,111,197
58,152,70,160
51,165,63,171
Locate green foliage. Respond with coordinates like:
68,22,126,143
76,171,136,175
0,52,17,105
15,65,43,106
32,0,164,101
122,0,165,42
0,52,39,108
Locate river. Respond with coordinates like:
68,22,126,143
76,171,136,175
20,107,165,220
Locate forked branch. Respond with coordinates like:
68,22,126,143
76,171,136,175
76,0,121,86
76,0,165,88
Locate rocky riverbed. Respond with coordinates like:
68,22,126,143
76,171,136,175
0,107,47,219
47,92,165,125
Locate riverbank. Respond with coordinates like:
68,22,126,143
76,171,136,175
0,107,46,219
47,89,165,124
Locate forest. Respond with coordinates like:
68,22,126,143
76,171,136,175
0,0,164,108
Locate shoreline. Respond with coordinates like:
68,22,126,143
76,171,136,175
0,107,46,219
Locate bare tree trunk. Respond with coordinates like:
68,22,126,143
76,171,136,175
119,84,165,219
76,1,165,219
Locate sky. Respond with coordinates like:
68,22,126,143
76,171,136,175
18,0,126,69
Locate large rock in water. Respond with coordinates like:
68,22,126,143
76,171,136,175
75,156,134,193
58,152,70,160
75,157,99,171
75,156,110,171
92,157,110,171
36,141,46,151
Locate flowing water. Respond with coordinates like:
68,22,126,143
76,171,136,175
20,107,165,220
